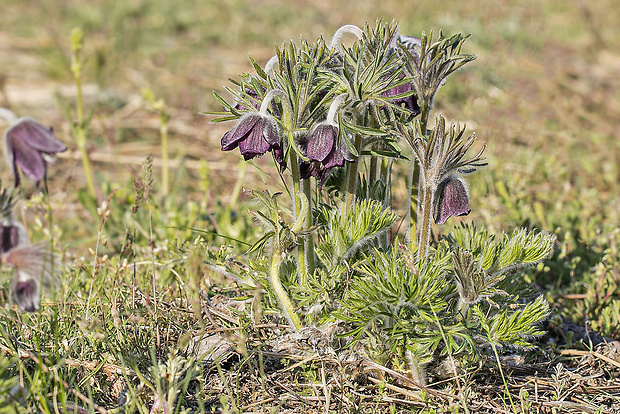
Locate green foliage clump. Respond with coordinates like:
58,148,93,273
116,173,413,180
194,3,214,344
336,224,554,374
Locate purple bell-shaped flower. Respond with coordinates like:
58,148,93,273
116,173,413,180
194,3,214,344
1,109,67,187
221,114,281,161
434,175,471,225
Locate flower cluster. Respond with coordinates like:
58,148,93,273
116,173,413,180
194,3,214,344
214,23,428,185
0,108,63,311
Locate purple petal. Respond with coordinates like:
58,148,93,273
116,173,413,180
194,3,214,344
221,115,261,151
383,82,420,116
1,225,22,254
9,134,46,182
322,143,345,170
385,82,413,98
221,130,238,151
8,118,66,153
307,124,337,162
238,118,271,159
434,176,471,225
233,114,260,141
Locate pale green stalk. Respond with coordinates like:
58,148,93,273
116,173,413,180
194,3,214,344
417,181,435,259
368,152,378,188
340,100,363,217
380,156,392,248
270,246,302,331
70,28,97,198
490,338,517,412
160,113,170,197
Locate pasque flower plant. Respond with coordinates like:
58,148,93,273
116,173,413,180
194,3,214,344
208,20,555,382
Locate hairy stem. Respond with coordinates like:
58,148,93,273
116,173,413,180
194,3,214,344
270,247,302,331
417,181,435,260
456,298,470,321
329,25,363,50
410,100,431,250
342,133,362,216
302,178,315,277
289,151,307,283
406,349,427,386
380,156,392,248
404,161,416,245
368,154,378,192
405,106,430,245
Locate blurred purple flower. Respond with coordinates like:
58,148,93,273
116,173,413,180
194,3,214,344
3,241,53,312
221,114,281,161
12,275,40,312
434,176,470,225
2,116,67,186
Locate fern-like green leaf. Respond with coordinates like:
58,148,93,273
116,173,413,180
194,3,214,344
474,296,550,348
317,199,398,270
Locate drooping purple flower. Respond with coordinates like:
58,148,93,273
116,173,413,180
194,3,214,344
221,114,281,161
3,116,67,187
306,124,354,168
301,123,354,185
434,176,471,225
